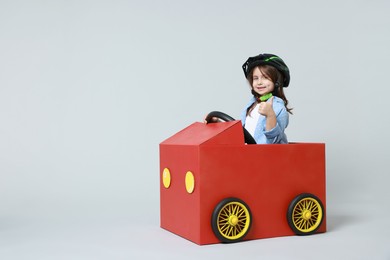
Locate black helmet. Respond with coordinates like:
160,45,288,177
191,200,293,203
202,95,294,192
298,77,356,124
242,53,290,87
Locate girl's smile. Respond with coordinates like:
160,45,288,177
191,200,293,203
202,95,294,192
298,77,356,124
252,67,275,96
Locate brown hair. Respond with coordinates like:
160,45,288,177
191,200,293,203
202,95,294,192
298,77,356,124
246,65,293,116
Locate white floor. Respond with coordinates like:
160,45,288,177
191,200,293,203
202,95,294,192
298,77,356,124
1,201,389,260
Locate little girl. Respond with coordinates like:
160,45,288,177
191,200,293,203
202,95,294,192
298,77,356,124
241,53,292,144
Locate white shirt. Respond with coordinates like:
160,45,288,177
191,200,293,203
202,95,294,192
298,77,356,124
244,102,261,137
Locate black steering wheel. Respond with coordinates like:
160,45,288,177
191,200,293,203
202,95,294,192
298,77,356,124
205,111,256,144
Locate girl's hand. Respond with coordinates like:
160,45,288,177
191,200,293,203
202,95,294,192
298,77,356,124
259,96,277,130
203,115,219,124
258,96,276,118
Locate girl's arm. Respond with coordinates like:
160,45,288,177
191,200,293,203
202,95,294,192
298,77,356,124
265,113,277,131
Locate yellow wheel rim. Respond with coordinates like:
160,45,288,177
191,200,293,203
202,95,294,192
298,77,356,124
217,201,251,240
292,197,323,233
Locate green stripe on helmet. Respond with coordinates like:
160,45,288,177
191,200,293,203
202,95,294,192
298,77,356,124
264,56,280,62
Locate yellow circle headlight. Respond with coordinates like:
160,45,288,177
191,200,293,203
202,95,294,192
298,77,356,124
185,171,195,194
162,168,171,188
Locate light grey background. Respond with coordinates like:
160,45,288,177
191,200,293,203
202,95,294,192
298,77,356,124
1,0,390,259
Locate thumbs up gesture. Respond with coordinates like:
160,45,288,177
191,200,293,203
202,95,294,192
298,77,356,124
258,96,275,117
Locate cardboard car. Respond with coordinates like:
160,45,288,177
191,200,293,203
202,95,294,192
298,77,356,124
159,113,326,245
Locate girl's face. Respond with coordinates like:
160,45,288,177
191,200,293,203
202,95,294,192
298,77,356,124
252,67,275,96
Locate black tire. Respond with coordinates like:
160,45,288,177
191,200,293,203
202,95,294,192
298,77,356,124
205,111,256,144
211,197,252,243
287,193,324,235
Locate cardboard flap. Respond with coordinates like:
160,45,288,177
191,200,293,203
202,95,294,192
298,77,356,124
160,121,245,146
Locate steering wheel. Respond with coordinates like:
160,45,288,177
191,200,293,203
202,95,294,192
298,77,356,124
205,111,256,144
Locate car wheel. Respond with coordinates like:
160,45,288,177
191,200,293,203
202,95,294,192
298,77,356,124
211,197,252,243
287,193,324,235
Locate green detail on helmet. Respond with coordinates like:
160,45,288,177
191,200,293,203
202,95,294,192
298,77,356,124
264,56,280,62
